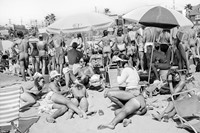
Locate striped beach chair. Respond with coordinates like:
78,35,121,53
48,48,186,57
0,86,40,133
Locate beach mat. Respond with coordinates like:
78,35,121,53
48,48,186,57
0,117,40,133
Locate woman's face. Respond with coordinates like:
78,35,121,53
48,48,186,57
54,75,60,82
79,58,85,66
38,78,45,87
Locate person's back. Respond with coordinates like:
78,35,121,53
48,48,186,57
143,27,154,43
118,67,140,89
29,36,39,56
158,31,171,44
67,48,83,65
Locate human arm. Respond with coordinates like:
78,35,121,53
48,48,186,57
197,39,200,56
168,75,174,94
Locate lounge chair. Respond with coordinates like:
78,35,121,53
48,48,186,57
171,90,200,133
0,86,40,133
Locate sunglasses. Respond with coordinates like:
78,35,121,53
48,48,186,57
79,60,84,63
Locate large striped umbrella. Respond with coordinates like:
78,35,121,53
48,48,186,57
123,5,193,29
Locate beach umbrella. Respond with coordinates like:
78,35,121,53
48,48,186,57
123,5,193,29
47,12,115,34
0,40,13,51
124,6,193,83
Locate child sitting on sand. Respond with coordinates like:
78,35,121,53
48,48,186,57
66,83,89,119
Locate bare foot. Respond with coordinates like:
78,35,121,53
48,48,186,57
46,117,56,123
66,112,73,120
152,112,162,121
97,124,115,130
81,111,88,119
122,118,132,127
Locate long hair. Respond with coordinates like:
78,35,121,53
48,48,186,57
34,77,44,91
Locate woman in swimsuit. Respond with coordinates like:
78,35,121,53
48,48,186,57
29,33,39,73
20,74,45,110
38,34,48,75
45,70,86,122
96,30,112,66
66,83,89,119
115,29,127,55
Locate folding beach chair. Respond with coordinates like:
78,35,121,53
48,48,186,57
0,86,40,133
171,90,200,133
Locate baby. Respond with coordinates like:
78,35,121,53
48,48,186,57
66,83,88,119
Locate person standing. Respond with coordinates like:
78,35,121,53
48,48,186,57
29,33,39,73
13,31,30,81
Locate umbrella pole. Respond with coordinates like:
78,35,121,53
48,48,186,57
147,29,155,83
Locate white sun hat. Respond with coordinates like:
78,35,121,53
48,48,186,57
50,70,61,79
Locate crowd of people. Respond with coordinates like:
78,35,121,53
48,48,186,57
1,24,200,129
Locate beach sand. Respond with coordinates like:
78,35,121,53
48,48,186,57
1,73,199,133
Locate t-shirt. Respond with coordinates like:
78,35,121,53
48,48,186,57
117,67,140,89
67,48,83,65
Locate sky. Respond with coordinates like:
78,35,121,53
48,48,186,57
0,0,199,26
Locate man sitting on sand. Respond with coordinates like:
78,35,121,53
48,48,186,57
98,56,147,130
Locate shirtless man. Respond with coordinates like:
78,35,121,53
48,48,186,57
37,34,48,75
13,31,30,81
66,83,89,119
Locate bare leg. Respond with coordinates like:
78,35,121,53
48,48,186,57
20,92,36,110
42,58,46,75
47,104,68,123
139,52,144,71
79,97,89,112
178,44,189,70
60,63,63,75
36,57,40,72
66,98,79,119
20,60,26,81
32,57,36,73
98,98,140,130
152,101,174,121
106,90,136,108
51,93,83,118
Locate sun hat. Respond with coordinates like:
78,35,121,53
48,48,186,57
50,70,61,79
33,72,43,79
